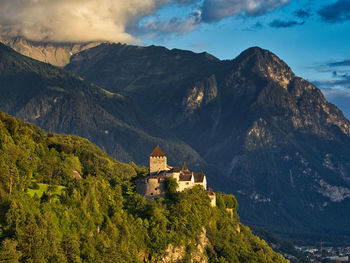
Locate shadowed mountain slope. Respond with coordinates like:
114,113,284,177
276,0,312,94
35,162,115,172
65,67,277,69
0,43,207,171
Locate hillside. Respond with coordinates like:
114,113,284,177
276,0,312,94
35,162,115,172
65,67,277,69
0,111,288,262
0,42,209,173
66,43,350,243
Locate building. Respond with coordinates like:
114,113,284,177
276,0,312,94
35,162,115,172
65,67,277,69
136,146,216,206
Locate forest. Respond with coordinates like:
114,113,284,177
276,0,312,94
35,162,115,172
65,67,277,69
0,111,287,262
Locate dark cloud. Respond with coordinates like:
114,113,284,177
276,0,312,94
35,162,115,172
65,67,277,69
200,0,290,22
294,9,311,19
318,0,350,23
311,57,350,119
313,73,350,89
138,10,202,37
328,59,350,67
269,19,304,28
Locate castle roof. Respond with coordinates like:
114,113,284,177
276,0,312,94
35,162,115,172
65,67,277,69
179,174,192,181
147,174,169,179
182,163,188,171
193,173,205,183
169,167,180,173
150,145,166,157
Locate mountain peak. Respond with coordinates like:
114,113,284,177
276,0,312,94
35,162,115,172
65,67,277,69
232,46,295,88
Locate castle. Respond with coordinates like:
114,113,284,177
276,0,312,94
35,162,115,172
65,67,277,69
136,146,216,206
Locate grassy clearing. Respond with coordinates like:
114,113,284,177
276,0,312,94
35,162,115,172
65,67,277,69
27,183,65,200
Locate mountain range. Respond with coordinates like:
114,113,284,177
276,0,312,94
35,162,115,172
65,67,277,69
1,39,350,244
0,42,207,172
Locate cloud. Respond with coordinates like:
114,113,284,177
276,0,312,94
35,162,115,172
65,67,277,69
0,0,168,43
294,9,311,19
312,59,350,90
0,0,291,43
320,88,350,119
313,74,350,89
139,10,202,37
327,59,350,67
269,19,304,28
318,0,350,23
313,73,350,119
201,0,290,22
310,57,350,119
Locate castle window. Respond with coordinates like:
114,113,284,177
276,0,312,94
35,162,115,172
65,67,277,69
150,193,153,195
155,188,158,190
186,182,189,185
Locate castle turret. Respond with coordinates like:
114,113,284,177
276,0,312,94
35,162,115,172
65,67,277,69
150,146,167,173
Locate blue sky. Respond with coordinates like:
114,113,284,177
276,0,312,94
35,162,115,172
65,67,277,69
136,0,350,118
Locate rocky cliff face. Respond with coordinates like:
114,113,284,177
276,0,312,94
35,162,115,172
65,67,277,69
66,44,350,243
153,229,209,263
0,36,102,66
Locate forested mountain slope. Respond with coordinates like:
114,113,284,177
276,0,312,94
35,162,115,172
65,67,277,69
0,112,287,262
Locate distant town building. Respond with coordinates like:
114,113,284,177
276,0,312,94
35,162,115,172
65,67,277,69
136,146,216,206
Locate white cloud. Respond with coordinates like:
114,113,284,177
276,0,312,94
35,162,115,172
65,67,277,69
0,0,167,43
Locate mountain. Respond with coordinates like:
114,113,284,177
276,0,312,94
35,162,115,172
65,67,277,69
0,36,102,66
0,42,208,171
66,43,350,243
0,111,288,262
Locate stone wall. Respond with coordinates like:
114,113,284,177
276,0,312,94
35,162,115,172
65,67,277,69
209,193,216,207
150,156,167,173
136,177,167,199
177,180,193,192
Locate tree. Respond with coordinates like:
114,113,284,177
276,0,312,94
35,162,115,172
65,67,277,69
5,145,19,195
0,239,22,263
164,177,178,199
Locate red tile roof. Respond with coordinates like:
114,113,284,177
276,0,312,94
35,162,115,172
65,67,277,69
150,145,166,157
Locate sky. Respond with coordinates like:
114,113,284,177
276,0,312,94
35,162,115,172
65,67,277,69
0,0,349,118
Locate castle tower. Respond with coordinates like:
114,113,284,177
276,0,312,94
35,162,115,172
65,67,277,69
150,146,167,173
182,163,188,171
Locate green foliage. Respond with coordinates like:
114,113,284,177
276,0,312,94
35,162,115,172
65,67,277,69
0,239,22,263
216,193,238,211
164,177,178,199
0,112,287,262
